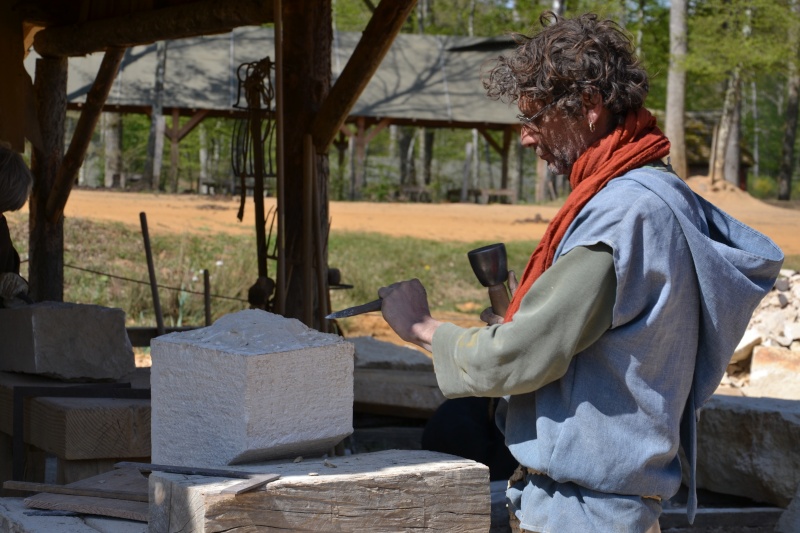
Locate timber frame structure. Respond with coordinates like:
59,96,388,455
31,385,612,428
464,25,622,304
0,0,418,328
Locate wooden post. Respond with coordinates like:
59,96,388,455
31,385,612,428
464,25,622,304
29,56,67,303
274,0,286,315
303,134,314,327
282,0,331,322
203,269,211,326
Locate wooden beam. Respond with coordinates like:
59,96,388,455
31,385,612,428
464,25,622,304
33,0,273,57
0,7,27,151
46,47,125,224
163,109,209,143
479,129,502,154
363,117,391,144
149,450,490,532
311,0,417,152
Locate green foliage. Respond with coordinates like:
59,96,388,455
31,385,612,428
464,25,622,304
687,0,795,82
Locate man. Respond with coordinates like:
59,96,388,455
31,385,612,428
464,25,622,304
378,12,783,533
0,143,33,307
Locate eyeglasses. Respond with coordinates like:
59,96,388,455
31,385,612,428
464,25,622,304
517,100,558,130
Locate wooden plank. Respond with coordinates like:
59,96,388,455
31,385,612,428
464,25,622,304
24,493,148,522
311,0,417,152
4,480,148,502
46,47,125,225
149,449,490,532
219,474,281,495
0,372,151,461
33,0,274,57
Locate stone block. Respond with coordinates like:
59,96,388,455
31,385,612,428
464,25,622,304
148,449,490,532
730,329,761,364
747,345,800,400
151,310,353,467
0,302,134,381
776,483,800,533
692,395,800,507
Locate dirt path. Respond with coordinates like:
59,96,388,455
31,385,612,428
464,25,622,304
44,176,800,253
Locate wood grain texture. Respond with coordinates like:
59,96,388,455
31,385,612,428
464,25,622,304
0,372,151,460
24,493,148,522
148,449,490,532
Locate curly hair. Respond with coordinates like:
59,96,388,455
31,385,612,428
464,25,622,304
0,145,32,213
483,12,649,120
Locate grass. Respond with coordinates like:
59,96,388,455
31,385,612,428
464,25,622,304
5,214,538,327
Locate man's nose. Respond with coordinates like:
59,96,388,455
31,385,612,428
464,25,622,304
520,128,537,148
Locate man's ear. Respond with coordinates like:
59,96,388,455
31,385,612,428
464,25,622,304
582,90,604,124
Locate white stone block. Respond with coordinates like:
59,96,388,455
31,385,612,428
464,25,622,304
151,310,354,467
0,302,134,381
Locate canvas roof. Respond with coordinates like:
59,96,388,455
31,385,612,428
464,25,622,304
24,26,520,129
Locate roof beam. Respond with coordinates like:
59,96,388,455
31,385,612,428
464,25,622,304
311,0,416,152
33,0,273,57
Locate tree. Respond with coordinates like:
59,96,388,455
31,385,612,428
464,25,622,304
688,0,792,185
778,0,800,200
665,0,687,179
143,40,168,190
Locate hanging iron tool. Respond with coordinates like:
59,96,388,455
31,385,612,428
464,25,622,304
231,57,277,310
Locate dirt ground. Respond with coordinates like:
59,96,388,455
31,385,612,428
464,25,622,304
51,176,800,253
21,175,800,347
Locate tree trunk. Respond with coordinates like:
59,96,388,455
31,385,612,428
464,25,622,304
198,122,208,191
144,40,167,190
710,68,740,184
103,112,122,188
419,128,434,186
779,68,800,200
750,81,759,181
724,94,741,188
29,56,67,303
665,0,688,179
397,126,414,186
282,0,331,325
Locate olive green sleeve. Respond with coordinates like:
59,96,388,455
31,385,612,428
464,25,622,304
430,243,616,398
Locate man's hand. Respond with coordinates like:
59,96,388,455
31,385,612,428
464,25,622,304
479,270,518,325
0,272,30,308
378,279,442,352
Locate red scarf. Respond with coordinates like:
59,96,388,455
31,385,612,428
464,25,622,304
504,107,671,322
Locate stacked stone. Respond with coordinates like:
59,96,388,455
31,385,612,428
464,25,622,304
723,269,800,399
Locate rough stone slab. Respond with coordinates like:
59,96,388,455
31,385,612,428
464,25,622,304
351,336,445,418
747,345,800,400
0,303,134,381
151,310,354,467
351,336,433,371
776,482,800,533
0,497,146,533
148,449,490,532
693,395,800,506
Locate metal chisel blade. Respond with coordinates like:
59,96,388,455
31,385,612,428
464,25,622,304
325,298,382,319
